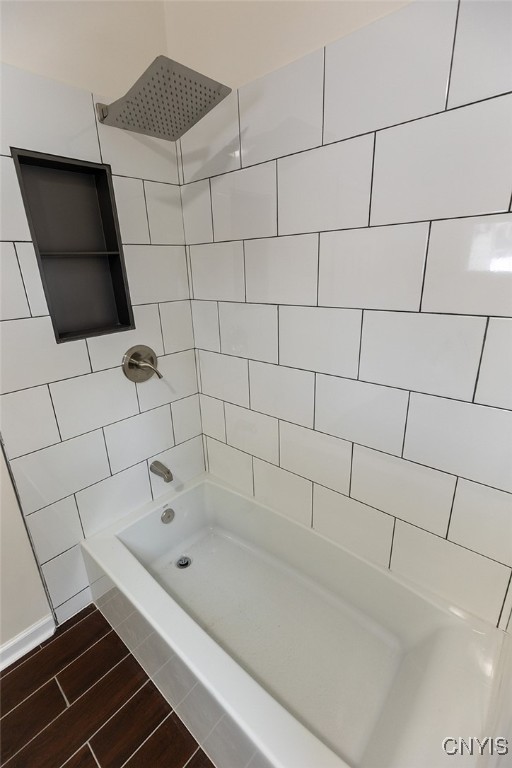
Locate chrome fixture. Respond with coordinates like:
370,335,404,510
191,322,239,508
160,506,175,524
176,556,192,569
122,345,162,382
96,56,231,143
150,460,173,483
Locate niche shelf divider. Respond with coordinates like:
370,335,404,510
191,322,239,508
12,147,135,343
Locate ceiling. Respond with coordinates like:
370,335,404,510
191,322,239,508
0,0,409,100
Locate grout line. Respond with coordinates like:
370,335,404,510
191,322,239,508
168,295,507,319
400,391,411,458
277,304,280,365
179,139,185,183
204,401,510,495
146,459,155,500
91,93,103,163
312,372,317,430
242,240,247,302
169,402,176,446
183,746,202,768
367,133,376,226
208,178,215,242
472,317,490,402
277,419,281,467
156,302,166,355
275,160,279,236
251,455,255,496
73,493,87,539
388,518,397,569
111,172,180,187
175,141,181,185
88,742,102,768
202,433,209,472
321,46,326,145
497,571,512,628
316,233,320,306
118,711,173,768
101,428,113,476
419,221,432,312
141,180,152,244
445,476,459,539
445,0,461,110
247,358,252,410
84,338,93,373
205,435,511,566
191,348,512,414
111,203,512,249
236,88,243,168
356,310,364,380
134,379,142,414
178,184,187,249
174,90,512,188
186,245,195,300
348,442,354,497
47,384,63,441
55,676,70,707
11,382,199,463
310,481,314,528
216,301,222,353
12,242,32,316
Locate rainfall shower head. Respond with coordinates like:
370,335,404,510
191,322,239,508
96,56,231,142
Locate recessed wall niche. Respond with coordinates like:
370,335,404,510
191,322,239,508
12,148,134,343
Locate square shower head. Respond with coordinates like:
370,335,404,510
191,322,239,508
96,56,231,142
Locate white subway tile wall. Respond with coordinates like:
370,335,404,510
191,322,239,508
0,72,203,620
323,1,458,142
190,1,512,627
144,180,184,245
0,242,30,320
2,2,512,627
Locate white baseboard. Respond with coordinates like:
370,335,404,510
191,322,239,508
0,614,55,671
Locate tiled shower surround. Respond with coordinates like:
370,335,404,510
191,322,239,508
1,1,512,631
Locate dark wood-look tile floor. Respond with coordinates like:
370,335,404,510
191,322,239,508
0,606,215,768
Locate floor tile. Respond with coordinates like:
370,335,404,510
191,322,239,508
0,678,66,763
123,713,198,768
39,605,96,649
57,631,128,704
185,749,217,768
62,745,98,768
1,610,110,715
5,655,147,768
90,681,171,768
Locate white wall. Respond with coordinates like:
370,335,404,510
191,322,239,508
0,0,168,101
163,0,409,88
0,451,52,650
0,0,408,96
180,0,512,628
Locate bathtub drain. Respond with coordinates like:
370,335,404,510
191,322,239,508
176,556,192,569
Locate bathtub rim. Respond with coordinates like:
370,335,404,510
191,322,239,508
82,473,508,768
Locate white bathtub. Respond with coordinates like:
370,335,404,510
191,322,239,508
82,475,510,768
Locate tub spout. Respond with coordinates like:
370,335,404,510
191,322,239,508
136,359,163,378
150,461,173,482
